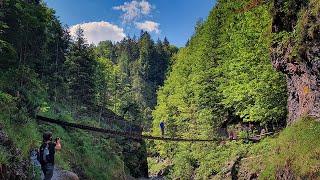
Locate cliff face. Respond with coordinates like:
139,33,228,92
271,0,320,124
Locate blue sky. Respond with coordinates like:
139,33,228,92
44,0,216,47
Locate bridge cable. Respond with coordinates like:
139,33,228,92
36,115,220,142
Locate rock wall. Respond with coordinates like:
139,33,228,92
271,0,320,124
0,127,28,179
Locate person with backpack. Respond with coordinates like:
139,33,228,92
160,121,165,137
39,132,61,180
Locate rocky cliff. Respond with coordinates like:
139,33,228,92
271,0,320,124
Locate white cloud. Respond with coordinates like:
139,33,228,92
139,0,152,14
135,21,160,33
113,0,153,23
69,21,126,45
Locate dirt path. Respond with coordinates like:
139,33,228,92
138,177,164,180
51,167,64,180
40,166,79,180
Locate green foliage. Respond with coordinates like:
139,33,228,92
37,103,128,179
147,157,170,176
271,0,320,64
0,40,16,68
4,0,318,179
94,33,177,127
0,146,10,164
0,91,16,110
260,117,320,179
216,2,287,123
193,141,248,179
0,66,47,114
65,27,97,105
234,117,320,179
0,91,41,159
0,0,167,178
0,92,127,179
151,0,287,178
94,57,115,109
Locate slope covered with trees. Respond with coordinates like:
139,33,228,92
1,0,319,179
150,0,319,179
94,33,178,128
152,0,287,140
0,0,176,178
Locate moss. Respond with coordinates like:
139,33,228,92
233,117,320,179
310,0,320,16
274,0,320,63
257,117,320,179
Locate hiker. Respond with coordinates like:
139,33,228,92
160,121,165,136
228,125,236,140
39,132,62,180
228,130,235,140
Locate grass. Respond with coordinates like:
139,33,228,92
240,117,320,179
0,94,128,179
148,117,320,179
37,102,127,179
0,145,10,164
260,117,320,179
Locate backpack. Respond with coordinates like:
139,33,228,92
39,143,50,165
30,149,41,167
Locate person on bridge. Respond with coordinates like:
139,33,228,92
160,121,165,136
39,132,62,180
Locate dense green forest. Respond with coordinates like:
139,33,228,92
149,0,320,179
150,0,287,178
0,0,176,178
1,0,320,179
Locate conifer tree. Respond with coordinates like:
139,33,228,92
65,26,97,106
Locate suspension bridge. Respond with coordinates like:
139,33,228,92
36,114,275,143
36,115,220,142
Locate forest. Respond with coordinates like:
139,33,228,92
0,0,320,179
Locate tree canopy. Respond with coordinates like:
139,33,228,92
151,0,287,178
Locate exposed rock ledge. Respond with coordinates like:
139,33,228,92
271,0,320,124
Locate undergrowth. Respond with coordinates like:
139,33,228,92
0,92,127,179
260,117,320,179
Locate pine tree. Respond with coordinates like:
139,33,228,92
65,26,97,106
